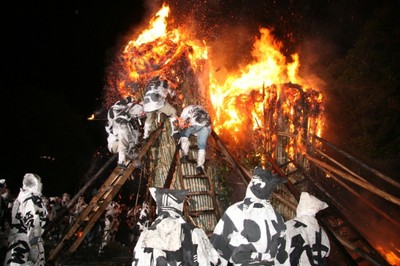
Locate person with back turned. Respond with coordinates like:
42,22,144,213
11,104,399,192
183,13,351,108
4,173,48,266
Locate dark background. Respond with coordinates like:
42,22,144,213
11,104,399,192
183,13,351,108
3,0,399,198
4,0,145,196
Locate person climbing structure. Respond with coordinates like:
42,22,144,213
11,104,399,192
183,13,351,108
105,96,145,169
177,105,211,175
142,76,179,140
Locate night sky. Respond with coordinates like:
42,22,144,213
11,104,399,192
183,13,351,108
3,0,393,198
4,0,146,196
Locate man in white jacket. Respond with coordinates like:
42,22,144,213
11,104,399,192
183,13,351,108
142,76,178,140
177,105,211,175
106,96,145,169
132,187,222,265
211,167,289,265
4,173,48,266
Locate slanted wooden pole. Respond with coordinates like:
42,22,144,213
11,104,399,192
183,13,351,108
43,153,117,239
305,154,400,207
311,134,400,189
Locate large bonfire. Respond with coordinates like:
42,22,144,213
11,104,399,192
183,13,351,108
98,3,400,265
103,3,324,165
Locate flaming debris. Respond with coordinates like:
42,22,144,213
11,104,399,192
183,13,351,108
104,4,208,107
376,245,400,265
98,3,400,263
104,2,324,164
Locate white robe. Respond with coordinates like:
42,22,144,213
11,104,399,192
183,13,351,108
4,189,48,266
284,192,330,265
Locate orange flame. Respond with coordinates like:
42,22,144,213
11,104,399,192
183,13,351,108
87,114,95,120
208,27,324,158
376,245,400,265
106,3,324,162
116,3,208,97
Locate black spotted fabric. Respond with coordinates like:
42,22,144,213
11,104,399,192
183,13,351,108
150,187,188,216
211,167,289,265
132,187,222,265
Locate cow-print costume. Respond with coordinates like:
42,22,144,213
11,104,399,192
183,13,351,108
211,167,289,265
142,76,178,139
284,192,330,266
179,105,211,128
105,97,144,167
143,77,173,113
132,187,222,266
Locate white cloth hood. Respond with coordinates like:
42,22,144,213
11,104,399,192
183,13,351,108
22,173,43,194
296,192,328,217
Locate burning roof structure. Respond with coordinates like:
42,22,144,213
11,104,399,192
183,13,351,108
90,2,399,265
103,3,324,162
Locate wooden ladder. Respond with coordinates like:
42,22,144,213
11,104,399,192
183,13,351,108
174,137,221,236
47,129,162,265
47,165,131,264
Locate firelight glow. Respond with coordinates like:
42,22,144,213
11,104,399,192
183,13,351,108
108,2,324,160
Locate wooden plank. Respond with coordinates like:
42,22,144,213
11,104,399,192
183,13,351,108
47,166,124,263
48,128,163,264
306,154,400,206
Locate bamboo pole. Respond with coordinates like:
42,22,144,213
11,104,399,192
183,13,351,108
272,192,297,211
328,229,389,266
264,153,301,200
164,145,179,188
311,134,400,189
317,165,400,227
43,153,117,239
134,168,144,207
211,130,251,184
305,154,400,207
316,150,368,183
309,179,391,266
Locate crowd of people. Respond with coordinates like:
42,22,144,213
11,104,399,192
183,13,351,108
0,170,330,265
1,76,331,265
132,167,331,265
0,175,152,265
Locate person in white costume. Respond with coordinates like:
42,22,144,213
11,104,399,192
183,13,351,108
284,192,330,265
106,96,145,169
142,76,178,140
177,105,211,175
132,187,223,265
4,173,48,266
211,167,289,266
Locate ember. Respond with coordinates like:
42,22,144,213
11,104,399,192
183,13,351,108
89,3,398,265
104,3,324,165
376,245,400,265
104,3,208,107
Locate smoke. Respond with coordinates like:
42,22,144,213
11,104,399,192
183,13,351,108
164,0,266,70
144,0,163,13
296,37,333,91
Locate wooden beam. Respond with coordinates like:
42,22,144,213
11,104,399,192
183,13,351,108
311,134,400,189
43,153,117,240
305,154,400,207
